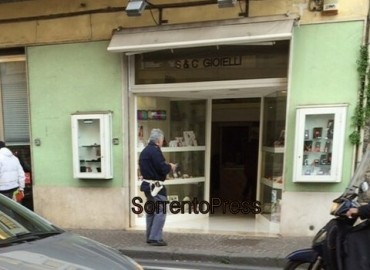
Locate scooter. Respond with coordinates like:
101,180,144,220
284,146,370,270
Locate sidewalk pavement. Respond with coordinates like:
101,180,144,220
68,228,312,268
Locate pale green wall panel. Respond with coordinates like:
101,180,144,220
27,41,124,187
285,21,364,192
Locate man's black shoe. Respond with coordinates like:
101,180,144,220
148,240,167,246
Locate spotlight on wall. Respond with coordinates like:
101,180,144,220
217,0,237,8
125,0,147,16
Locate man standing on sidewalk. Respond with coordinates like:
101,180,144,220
0,141,25,201
139,128,176,246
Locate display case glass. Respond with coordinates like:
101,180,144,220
293,105,347,182
259,91,286,223
71,112,113,179
134,97,207,221
166,182,205,215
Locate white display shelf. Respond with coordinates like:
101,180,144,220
262,146,284,153
262,177,283,189
137,177,205,186
137,145,206,153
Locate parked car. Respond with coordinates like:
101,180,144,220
0,194,143,270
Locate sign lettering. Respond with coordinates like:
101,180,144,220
175,56,242,69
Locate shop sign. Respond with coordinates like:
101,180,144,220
174,56,242,69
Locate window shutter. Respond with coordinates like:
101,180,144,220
0,62,29,143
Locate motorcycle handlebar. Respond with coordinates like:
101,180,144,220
331,198,359,217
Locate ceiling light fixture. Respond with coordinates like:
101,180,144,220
125,0,147,16
125,0,168,24
217,0,237,8
124,0,246,23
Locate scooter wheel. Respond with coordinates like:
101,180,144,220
284,260,323,270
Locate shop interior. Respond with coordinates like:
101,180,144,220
210,98,260,211
206,94,285,235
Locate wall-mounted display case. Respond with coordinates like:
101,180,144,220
71,111,113,179
293,105,347,182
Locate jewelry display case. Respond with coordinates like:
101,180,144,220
293,105,347,182
71,111,113,179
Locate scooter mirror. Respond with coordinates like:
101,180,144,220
360,181,369,193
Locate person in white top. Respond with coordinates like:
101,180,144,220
0,141,25,200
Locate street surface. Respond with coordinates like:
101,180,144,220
137,259,281,270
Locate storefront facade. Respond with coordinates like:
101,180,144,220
107,16,362,235
107,16,294,234
0,0,367,236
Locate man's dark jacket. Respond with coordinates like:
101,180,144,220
343,203,370,269
357,204,370,219
139,141,171,196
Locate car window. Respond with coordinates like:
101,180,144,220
0,210,30,238
0,194,62,241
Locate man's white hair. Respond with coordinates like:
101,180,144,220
149,128,164,143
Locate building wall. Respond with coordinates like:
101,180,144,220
0,0,366,47
27,41,129,229
287,20,364,192
281,20,364,236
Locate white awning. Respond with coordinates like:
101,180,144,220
107,15,298,54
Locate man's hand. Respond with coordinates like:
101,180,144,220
346,208,359,218
169,163,177,171
12,189,24,203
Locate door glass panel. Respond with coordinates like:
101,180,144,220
259,91,286,224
